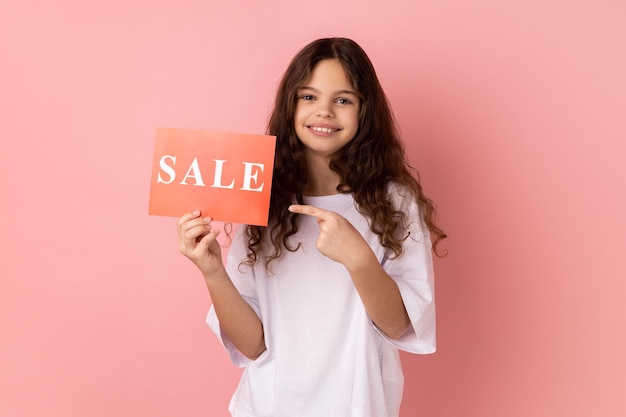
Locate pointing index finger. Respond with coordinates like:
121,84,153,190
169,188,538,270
288,204,330,220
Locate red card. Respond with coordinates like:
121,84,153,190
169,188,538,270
148,128,276,226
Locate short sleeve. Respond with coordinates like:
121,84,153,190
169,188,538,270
378,186,436,354
206,226,262,367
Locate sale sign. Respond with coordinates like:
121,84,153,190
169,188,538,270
148,128,276,226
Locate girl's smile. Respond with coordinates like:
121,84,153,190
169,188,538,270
307,124,341,135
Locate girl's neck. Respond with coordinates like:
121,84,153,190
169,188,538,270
304,155,342,196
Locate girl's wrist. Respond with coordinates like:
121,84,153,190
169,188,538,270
345,249,379,276
202,265,229,283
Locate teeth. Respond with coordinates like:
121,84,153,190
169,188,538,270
311,126,334,133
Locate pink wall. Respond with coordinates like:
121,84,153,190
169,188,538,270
1,1,625,416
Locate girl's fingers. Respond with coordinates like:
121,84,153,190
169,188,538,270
179,225,206,250
177,210,202,227
178,215,212,238
183,222,211,240
179,226,214,256
177,212,216,256
196,229,220,253
288,204,332,221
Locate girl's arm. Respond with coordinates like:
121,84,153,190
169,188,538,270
343,252,411,339
177,211,266,360
288,205,411,339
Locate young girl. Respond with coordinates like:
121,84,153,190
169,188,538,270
177,37,446,417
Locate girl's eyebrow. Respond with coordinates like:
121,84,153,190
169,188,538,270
298,86,358,97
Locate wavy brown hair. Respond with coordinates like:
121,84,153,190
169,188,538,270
245,37,446,268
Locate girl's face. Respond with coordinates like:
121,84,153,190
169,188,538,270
294,59,360,161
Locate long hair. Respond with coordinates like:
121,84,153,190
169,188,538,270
245,37,446,268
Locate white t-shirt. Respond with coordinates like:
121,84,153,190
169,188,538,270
207,189,436,417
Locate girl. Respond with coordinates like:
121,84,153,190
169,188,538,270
177,37,446,417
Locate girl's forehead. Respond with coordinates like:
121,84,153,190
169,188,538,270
302,59,357,91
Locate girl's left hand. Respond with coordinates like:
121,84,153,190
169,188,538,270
288,204,375,272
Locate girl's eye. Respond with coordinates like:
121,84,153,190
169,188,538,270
336,98,352,105
300,95,315,101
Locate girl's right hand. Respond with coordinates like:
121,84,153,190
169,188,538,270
176,211,224,278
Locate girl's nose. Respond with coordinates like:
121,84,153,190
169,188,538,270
316,103,334,118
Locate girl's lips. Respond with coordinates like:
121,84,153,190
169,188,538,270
307,125,340,134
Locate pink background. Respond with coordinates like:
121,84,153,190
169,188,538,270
1,1,625,416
